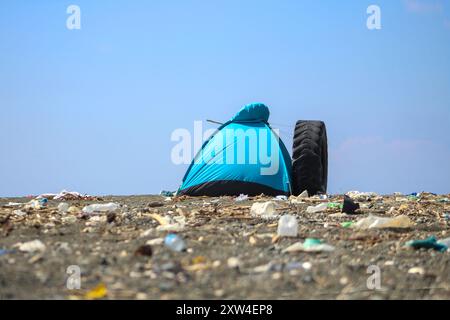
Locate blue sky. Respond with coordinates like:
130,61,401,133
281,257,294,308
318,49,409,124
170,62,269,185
1,0,449,197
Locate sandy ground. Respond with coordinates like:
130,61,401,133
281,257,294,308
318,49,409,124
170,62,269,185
1,192,449,300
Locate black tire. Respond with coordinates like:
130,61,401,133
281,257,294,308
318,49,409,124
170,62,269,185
291,120,328,196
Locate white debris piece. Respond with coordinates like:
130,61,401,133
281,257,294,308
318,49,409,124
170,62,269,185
82,203,120,215
306,203,328,213
250,202,277,220
346,191,379,200
16,240,46,253
277,215,298,237
235,194,249,202
353,214,414,230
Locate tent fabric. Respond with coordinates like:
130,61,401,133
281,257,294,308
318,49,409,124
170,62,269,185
178,103,292,196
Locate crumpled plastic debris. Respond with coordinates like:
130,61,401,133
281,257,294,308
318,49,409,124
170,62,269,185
289,190,308,203
250,202,277,220
85,283,108,299
277,215,298,237
346,191,379,201
406,236,448,252
274,195,288,201
353,214,414,230
283,238,335,253
16,240,46,253
82,203,120,215
235,194,249,202
36,190,97,201
156,216,186,232
164,234,186,252
306,203,328,213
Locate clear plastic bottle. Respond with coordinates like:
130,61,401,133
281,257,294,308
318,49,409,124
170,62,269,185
277,215,298,237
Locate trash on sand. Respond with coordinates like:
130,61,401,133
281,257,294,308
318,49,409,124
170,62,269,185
0,249,13,256
283,238,335,253
85,283,108,299
58,202,69,214
346,191,379,200
277,215,298,237
437,237,450,248
164,234,186,252
298,190,309,198
342,195,360,214
13,210,26,217
406,236,448,252
134,245,153,257
160,190,175,197
289,190,309,204
24,199,46,210
156,216,185,232
16,240,46,253
327,202,342,209
146,238,165,246
306,203,328,214
82,203,120,215
2,202,23,208
250,202,277,219
408,267,425,275
274,195,288,201
227,257,241,269
36,190,97,201
353,214,414,230
235,194,249,202
341,221,354,228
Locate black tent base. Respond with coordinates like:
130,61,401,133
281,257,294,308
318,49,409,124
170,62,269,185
178,180,289,197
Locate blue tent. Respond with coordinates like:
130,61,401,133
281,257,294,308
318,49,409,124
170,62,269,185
178,103,292,196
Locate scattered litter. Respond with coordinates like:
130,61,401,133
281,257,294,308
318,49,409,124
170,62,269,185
2,202,23,208
341,221,354,228
274,195,288,201
82,203,120,215
85,283,108,299
342,195,360,214
164,234,186,252
156,216,185,232
58,202,69,214
146,238,165,246
306,203,328,213
283,238,335,253
227,257,241,269
13,210,26,217
135,245,153,257
160,190,175,197
36,190,97,201
235,194,249,202
16,240,46,253
353,215,414,230
277,215,298,237
406,236,448,252
250,201,277,219
346,191,378,200
408,267,425,275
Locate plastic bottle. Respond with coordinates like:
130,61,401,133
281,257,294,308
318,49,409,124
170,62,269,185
306,203,328,213
164,234,186,252
277,215,298,237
